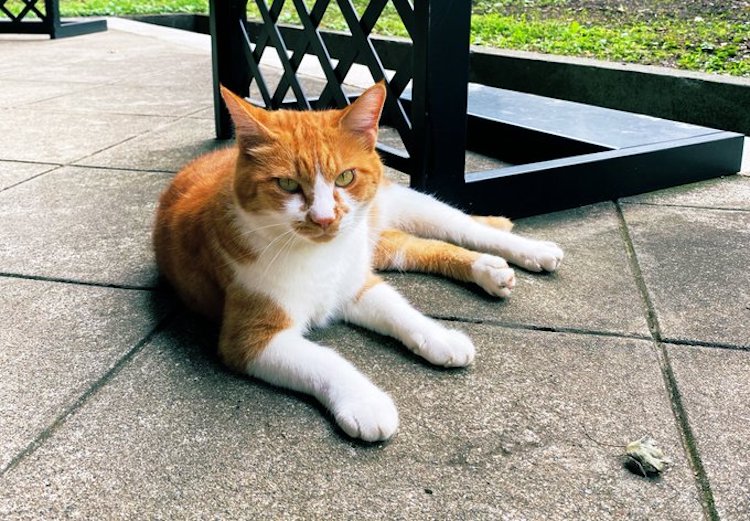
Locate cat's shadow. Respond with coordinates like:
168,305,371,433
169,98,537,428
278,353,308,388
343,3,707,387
150,284,399,447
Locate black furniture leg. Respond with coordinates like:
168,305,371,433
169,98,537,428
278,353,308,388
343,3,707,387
210,0,251,139
410,0,472,207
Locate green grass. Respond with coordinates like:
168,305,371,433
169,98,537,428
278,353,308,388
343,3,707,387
471,14,750,76
57,0,750,77
62,0,207,16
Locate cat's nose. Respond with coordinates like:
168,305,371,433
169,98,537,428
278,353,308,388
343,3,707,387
310,214,335,229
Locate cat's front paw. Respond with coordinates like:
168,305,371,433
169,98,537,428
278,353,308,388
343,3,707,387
332,386,399,442
472,254,516,297
407,327,475,367
514,240,564,272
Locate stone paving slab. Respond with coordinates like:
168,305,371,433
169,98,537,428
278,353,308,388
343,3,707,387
622,203,750,348
27,83,212,118
0,30,207,83
668,344,750,520
0,166,170,287
184,107,214,120
0,80,93,109
386,203,650,337
77,117,225,172
621,174,750,210
0,318,702,520
116,58,213,90
0,161,56,192
0,278,167,472
0,108,175,164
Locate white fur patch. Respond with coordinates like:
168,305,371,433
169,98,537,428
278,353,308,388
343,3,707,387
390,248,407,270
471,254,516,297
309,172,336,224
344,283,475,368
249,329,399,441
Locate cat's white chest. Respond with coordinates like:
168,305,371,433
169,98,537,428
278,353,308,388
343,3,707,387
233,227,370,328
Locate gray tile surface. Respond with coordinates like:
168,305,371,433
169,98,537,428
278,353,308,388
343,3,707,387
623,203,750,347
0,30,206,84
0,278,167,471
621,174,750,210
0,166,170,287
27,83,212,117
0,80,93,109
0,161,56,191
184,106,214,120
0,108,174,164
668,344,750,520
77,117,226,172
117,58,214,90
0,319,702,520
387,203,650,337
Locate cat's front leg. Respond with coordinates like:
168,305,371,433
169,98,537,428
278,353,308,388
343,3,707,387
344,276,475,367
220,288,398,442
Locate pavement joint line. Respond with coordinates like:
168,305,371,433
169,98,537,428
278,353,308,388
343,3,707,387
16,85,103,111
0,271,158,291
0,158,62,168
65,115,182,166
182,105,216,118
0,312,174,477
68,163,179,175
432,314,654,343
615,201,720,521
620,200,750,213
26,107,203,119
68,132,144,166
664,337,750,352
0,165,63,194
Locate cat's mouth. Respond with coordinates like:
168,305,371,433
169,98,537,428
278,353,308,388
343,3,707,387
293,222,340,243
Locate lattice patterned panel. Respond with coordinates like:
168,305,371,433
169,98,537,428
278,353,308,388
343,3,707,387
0,0,47,22
240,0,416,168
0,0,106,37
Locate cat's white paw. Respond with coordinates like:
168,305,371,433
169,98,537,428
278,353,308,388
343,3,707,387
407,327,476,367
513,240,564,272
332,386,399,442
472,254,516,297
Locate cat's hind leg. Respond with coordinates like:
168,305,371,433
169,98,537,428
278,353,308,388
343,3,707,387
377,183,563,272
220,286,398,442
374,229,516,297
344,275,476,367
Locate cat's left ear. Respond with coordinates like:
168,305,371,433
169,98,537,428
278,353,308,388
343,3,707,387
220,85,276,153
340,81,386,150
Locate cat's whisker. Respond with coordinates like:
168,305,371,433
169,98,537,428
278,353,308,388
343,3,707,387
256,229,296,261
239,221,289,238
262,230,298,277
218,227,294,269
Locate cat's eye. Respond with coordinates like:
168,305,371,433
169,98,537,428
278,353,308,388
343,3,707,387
277,178,300,193
335,169,355,187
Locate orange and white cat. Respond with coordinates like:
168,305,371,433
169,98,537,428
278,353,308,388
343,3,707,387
154,83,563,442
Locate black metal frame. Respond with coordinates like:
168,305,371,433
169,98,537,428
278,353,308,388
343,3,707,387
209,0,744,217
0,0,106,38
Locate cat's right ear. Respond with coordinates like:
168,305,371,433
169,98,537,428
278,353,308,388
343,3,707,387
220,85,275,152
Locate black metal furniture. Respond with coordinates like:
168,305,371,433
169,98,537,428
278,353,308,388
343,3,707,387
0,0,106,38
209,0,744,217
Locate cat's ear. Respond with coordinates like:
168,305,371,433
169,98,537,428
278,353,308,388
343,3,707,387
220,85,275,152
340,81,386,150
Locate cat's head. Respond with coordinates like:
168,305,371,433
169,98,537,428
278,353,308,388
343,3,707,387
221,83,386,244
